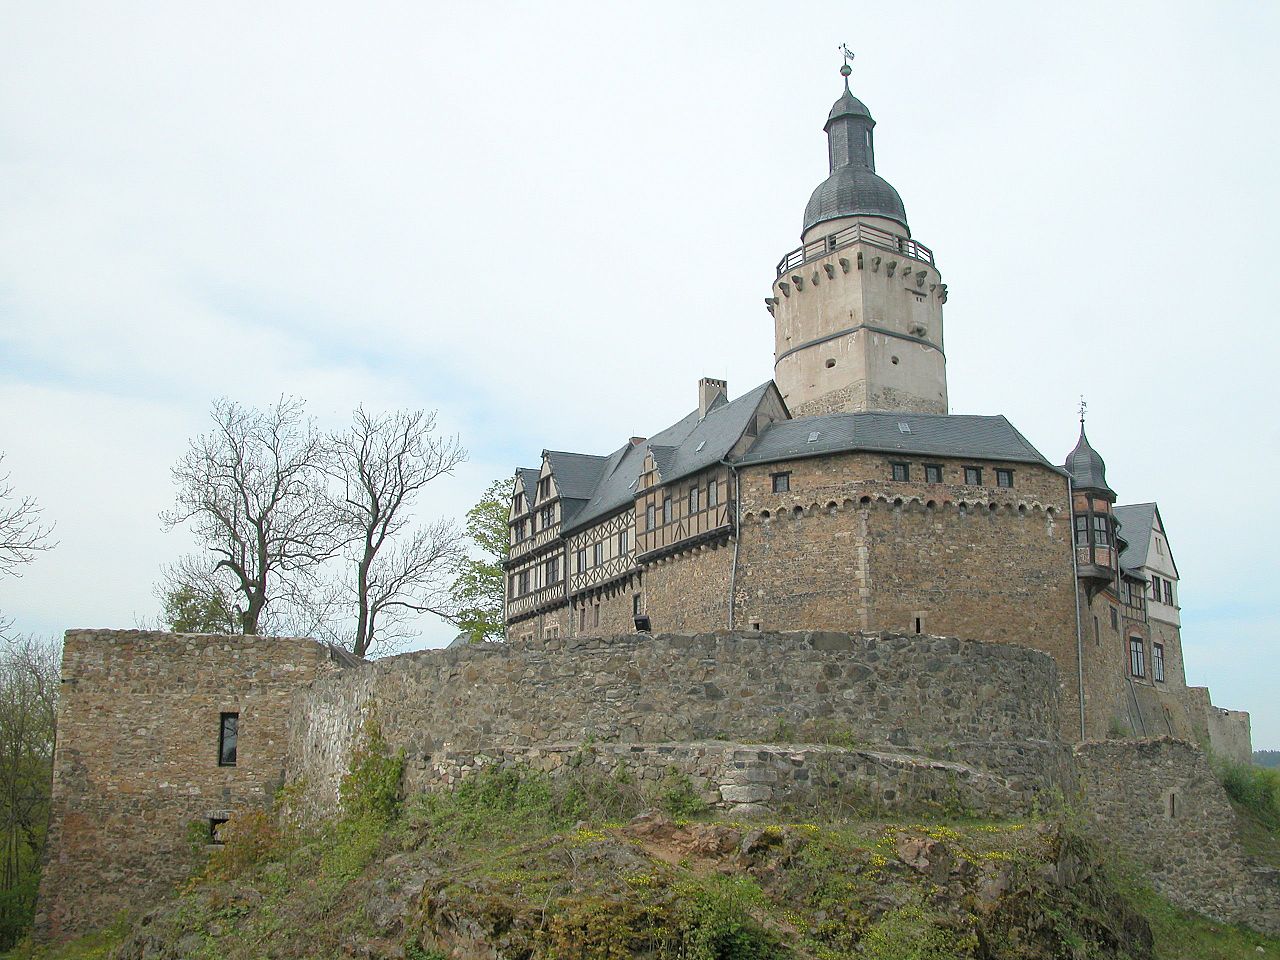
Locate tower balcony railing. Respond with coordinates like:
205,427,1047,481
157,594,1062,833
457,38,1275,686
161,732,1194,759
776,222,934,277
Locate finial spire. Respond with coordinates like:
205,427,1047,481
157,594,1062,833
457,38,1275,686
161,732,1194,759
839,43,854,86
1078,395,1088,427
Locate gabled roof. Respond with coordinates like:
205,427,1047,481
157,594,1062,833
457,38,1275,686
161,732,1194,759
543,451,609,528
737,411,1062,471
1114,502,1177,579
559,381,777,534
516,468,539,507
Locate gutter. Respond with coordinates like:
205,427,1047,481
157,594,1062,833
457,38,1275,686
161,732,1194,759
721,457,741,631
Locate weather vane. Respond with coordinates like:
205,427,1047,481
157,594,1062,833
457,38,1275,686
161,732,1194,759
839,43,855,79
1078,395,1088,426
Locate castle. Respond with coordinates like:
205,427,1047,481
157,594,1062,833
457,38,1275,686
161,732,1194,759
37,62,1274,944
502,65,1250,753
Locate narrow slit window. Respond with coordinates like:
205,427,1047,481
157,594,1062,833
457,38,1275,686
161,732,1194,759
218,712,238,767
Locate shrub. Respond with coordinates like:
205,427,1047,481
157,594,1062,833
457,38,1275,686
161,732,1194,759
1215,756,1280,831
673,876,781,960
339,714,405,821
656,768,710,820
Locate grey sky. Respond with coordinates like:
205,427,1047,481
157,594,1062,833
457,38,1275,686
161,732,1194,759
2,2,1277,746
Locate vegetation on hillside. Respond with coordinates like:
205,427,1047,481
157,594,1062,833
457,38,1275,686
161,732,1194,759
8,756,1279,960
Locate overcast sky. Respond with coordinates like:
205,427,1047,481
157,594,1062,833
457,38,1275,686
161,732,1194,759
2,2,1276,747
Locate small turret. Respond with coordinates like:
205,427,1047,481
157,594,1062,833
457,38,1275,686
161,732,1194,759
1065,413,1119,586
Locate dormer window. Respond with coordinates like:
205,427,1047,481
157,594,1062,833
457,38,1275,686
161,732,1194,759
513,492,523,513
537,477,550,500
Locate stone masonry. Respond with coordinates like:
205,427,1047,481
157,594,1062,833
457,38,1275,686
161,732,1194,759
36,630,353,941
285,630,1070,823
1075,738,1280,935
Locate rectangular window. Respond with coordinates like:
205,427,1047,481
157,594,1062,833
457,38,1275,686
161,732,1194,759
707,481,718,507
1163,578,1174,605
593,604,600,629
891,462,910,482
964,466,982,485
924,464,943,484
662,497,672,524
209,818,229,845
771,472,791,493
1150,579,1160,602
689,486,700,513
513,493,523,513
541,506,554,529
515,519,526,541
1110,606,1118,631
575,548,585,573
646,504,655,531
618,528,628,555
545,555,560,584
538,477,550,499
593,542,603,567
1155,537,1165,556
1074,515,1088,546
1130,637,1146,678
218,713,238,766
632,594,642,617
996,468,1014,488
1092,514,1110,546
579,606,586,631
1153,644,1165,682
519,570,530,595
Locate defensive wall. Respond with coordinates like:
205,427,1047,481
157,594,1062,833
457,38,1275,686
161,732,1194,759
286,630,1072,822
1075,737,1280,935
36,630,354,941
36,629,1276,942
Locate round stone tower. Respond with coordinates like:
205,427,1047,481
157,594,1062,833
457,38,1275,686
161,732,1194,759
768,66,948,417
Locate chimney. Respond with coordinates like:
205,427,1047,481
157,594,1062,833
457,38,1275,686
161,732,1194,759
698,377,728,419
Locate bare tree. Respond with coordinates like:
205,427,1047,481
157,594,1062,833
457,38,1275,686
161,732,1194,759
329,408,466,657
0,456,55,640
161,397,344,635
0,635,59,946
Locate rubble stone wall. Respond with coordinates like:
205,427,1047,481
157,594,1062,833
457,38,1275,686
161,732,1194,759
1074,737,1280,936
36,630,351,941
285,630,1070,823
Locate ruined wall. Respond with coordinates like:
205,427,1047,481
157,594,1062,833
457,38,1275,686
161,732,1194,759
732,453,1084,737
286,630,1070,823
1206,703,1253,764
36,631,349,941
430,740,1037,819
1075,738,1280,936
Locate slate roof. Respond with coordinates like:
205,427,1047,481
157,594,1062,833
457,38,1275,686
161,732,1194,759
827,84,872,125
1063,426,1115,497
804,165,909,235
1114,502,1157,577
543,451,609,528
737,411,1062,471
516,468,539,506
558,381,775,535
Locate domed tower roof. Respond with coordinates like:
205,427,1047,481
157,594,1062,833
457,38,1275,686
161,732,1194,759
1064,425,1115,498
802,78,909,237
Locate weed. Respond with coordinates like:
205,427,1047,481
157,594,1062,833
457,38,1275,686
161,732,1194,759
656,768,710,819
339,713,405,821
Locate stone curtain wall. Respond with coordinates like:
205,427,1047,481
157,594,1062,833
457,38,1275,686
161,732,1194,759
36,631,348,941
286,630,1070,822
1075,738,1280,936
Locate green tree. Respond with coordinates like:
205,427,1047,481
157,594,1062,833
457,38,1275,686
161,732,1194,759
159,581,239,634
448,479,509,643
